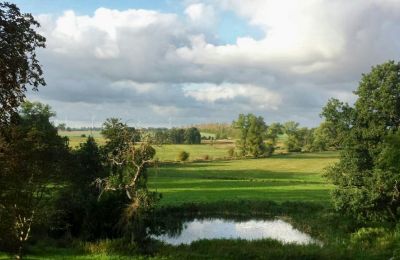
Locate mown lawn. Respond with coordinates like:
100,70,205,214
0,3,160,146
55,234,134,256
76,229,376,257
149,151,339,206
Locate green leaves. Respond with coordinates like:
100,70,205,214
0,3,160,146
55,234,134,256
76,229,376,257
325,61,400,223
233,113,268,158
0,3,46,123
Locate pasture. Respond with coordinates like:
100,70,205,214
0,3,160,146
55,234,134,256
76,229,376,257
149,151,338,206
3,149,397,259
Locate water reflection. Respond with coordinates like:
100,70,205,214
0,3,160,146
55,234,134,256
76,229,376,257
153,218,319,245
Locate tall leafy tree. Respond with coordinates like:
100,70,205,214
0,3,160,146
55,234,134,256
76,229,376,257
0,3,46,123
320,98,354,149
283,121,302,152
0,101,68,258
325,61,400,222
97,119,160,244
184,127,201,144
233,113,268,157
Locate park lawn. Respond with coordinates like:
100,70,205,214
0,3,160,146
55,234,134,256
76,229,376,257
148,151,339,206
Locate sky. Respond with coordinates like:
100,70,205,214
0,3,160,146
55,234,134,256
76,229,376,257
14,0,400,127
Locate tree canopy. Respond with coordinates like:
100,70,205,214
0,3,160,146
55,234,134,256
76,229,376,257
0,3,46,123
233,113,269,158
325,60,400,222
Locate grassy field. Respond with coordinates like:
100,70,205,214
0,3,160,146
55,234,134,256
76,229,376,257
153,143,235,161
58,130,106,148
149,151,338,206
3,150,398,259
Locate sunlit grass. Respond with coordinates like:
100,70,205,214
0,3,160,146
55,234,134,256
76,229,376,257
149,151,339,206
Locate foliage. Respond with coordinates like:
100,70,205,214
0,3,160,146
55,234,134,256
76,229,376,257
233,113,268,158
97,119,160,244
50,136,122,240
0,101,68,257
325,61,400,222
350,227,387,248
152,127,201,144
320,98,354,149
177,150,189,162
283,121,303,152
227,147,235,157
101,118,139,152
184,127,201,144
266,122,283,146
0,3,46,123
194,123,240,139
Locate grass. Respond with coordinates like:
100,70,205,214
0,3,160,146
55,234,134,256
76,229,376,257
58,130,106,148
149,151,338,206
153,143,235,162
3,150,398,259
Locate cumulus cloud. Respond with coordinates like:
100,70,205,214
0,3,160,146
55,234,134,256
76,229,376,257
30,1,400,127
183,83,281,110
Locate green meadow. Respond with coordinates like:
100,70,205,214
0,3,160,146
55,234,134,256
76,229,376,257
3,149,398,259
149,151,338,206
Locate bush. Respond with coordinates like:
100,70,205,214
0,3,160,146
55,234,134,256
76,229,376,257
203,154,210,160
177,151,189,162
80,134,86,137
350,227,387,248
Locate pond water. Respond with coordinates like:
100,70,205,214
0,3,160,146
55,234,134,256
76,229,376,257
153,218,319,245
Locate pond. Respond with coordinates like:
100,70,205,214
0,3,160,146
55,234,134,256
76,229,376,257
153,218,320,246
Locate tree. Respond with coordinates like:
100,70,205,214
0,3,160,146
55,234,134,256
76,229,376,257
51,136,108,239
168,128,185,144
184,127,201,144
101,118,139,154
233,113,268,158
97,119,160,244
0,101,68,258
57,123,66,131
283,121,302,152
320,98,354,149
266,122,283,146
325,61,400,222
0,3,46,123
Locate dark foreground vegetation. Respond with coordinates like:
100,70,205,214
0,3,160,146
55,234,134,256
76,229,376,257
1,2,400,259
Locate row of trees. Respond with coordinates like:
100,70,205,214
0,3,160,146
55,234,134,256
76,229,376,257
152,127,201,144
232,116,342,158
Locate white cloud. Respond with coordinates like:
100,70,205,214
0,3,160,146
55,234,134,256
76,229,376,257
32,2,400,126
183,83,282,110
185,3,216,27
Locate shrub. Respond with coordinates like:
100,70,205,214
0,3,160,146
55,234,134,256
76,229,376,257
80,134,86,137
203,154,210,160
177,151,189,162
350,227,387,248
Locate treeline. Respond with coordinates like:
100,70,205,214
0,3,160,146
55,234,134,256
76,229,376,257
232,116,341,158
194,123,240,139
150,127,201,144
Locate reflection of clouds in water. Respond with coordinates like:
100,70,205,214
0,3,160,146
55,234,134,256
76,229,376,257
154,218,319,246
234,220,315,244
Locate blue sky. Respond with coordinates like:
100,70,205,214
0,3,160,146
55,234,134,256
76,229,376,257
16,0,400,127
14,0,263,45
